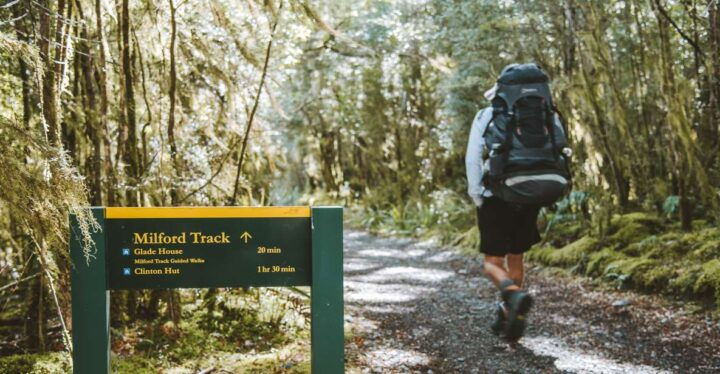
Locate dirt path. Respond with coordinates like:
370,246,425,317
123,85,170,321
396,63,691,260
343,230,720,373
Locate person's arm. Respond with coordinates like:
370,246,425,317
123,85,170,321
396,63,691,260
466,109,490,207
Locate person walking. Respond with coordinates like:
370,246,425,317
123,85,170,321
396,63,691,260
465,63,572,341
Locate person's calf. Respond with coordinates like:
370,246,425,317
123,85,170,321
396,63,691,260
483,256,521,292
506,253,525,288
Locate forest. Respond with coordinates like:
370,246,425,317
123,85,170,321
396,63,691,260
0,0,719,372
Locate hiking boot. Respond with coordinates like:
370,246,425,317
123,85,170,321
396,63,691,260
502,290,533,341
490,302,507,336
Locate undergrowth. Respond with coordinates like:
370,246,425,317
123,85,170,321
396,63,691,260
346,189,480,255
109,288,311,373
349,189,720,310
0,288,312,374
530,214,720,310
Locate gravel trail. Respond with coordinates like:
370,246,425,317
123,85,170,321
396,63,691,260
343,231,720,373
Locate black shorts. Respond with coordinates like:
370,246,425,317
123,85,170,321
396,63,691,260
476,197,541,256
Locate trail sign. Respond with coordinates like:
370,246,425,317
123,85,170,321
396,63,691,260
70,206,344,374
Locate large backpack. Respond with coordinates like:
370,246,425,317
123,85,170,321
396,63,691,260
482,63,571,206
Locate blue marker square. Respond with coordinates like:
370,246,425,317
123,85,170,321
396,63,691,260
122,248,130,256
123,268,131,276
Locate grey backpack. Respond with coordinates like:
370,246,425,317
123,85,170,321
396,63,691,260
482,63,571,206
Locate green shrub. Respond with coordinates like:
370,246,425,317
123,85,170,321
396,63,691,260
603,257,658,289
0,353,71,374
669,263,702,295
111,355,155,374
608,212,661,246
694,259,720,305
530,236,598,267
585,247,626,276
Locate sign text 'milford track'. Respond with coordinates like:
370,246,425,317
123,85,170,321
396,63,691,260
133,231,231,244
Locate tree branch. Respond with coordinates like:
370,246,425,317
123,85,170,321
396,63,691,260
230,1,283,205
653,0,705,58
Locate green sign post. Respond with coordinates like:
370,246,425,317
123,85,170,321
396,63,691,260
70,206,343,373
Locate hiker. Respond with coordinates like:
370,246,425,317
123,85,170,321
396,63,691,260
465,63,571,341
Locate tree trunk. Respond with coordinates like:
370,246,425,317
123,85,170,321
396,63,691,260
76,1,103,205
96,0,114,206
679,179,693,232
707,1,720,166
562,0,577,74
120,0,139,206
168,0,181,205
38,0,60,146
13,2,31,130
25,270,48,353
230,4,281,204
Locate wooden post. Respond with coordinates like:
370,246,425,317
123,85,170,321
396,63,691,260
70,207,109,374
311,206,345,373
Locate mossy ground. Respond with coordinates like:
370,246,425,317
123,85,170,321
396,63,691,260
0,352,71,374
110,288,313,373
528,213,720,309
0,288,314,374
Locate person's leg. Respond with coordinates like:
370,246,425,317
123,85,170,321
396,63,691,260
477,198,530,338
483,255,520,292
501,206,540,341
484,255,515,335
506,253,524,288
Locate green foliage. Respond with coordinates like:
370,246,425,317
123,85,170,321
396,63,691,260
110,356,156,374
663,195,680,219
527,236,599,269
544,192,589,226
107,288,309,371
529,212,720,308
2,0,720,362
694,260,720,306
197,291,290,353
608,213,661,246
585,247,626,278
0,352,70,374
352,189,475,244
603,257,659,290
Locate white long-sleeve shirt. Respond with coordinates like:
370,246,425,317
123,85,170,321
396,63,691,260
465,108,494,207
